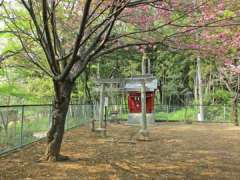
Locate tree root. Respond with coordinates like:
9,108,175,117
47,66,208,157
44,154,70,162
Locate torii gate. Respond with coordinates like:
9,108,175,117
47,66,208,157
95,75,157,138
94,51,157,138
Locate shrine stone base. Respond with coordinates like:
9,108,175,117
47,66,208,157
128,113,155,124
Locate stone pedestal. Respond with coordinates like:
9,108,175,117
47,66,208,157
94,128,107,137
128,113,155,124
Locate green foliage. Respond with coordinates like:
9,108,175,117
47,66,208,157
223,9,236,18
0,1,236,107
155,105,232,123
25,77,53,98
0,84,36,101
205,89,231,105
155,107,189,121
152,50,194,105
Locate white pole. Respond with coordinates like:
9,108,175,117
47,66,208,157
142,53,147,75
197,55,204,121
99,84,105,128
147,58,151,74
193,0,204,121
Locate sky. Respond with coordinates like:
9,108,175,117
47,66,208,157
0,0,22,52
0,21,7,53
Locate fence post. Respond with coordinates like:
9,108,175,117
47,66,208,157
167,105,169,122
184,106,187,122
48,105,52,128
66,105,69,130
91,103,94,120
104,106,107,128
20,106,24,145
224,104,226,122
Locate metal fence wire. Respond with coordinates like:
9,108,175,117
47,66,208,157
154,104,232,123
0,103,235,155
101,104,233,123
0,104,93,155
93,104,234,124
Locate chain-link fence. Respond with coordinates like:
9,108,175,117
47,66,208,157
100,104,233,123
0,103,235,155
106,104,129,121
155,104,233,123
92,103,129,122
0,104,93,155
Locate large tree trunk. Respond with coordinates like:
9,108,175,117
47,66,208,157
232,95,239,126
45,80,74,161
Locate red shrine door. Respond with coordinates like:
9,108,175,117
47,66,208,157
128,92,154,113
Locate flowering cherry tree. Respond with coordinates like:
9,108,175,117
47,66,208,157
1,0,240,160
181,0,240,125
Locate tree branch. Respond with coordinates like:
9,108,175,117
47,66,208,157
0,49,22,63
56,0,92,81
42,0,60,74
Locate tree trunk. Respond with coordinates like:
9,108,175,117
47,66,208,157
232,75,240,126
45,80,74,161
232,95,239,126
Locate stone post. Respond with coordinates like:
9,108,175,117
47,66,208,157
139,81,149,139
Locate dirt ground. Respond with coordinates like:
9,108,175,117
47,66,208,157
1,122,240,180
